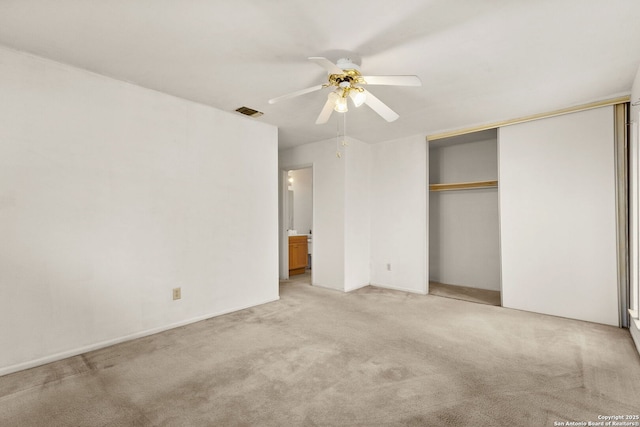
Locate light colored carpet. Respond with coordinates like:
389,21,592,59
429,281,501,306
1,279,639,426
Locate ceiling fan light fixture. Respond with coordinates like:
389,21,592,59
334,96,348,113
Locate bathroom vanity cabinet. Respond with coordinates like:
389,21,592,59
288,235,308,276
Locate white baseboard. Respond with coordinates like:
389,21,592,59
311,282,344,292
370,282,428,295
0,296,279,377
345,282,370,292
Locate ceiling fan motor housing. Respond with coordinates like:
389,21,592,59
336,58,360,72
333,58,363,86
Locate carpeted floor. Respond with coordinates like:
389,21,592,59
1,278,639,426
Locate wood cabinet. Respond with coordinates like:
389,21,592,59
289,235,308,275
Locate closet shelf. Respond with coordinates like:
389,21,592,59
429,180,498,192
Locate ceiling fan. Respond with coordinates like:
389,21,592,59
268,57,421,124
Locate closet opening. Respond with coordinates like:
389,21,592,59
428,129,501,306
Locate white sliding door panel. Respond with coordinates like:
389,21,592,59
499,106,618,326
631,116,640,316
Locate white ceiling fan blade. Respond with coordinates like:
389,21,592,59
360,75,422,86
363,89,399,122
308,57,344,74
348,90,366,107
268,84,324,104
316,93,336,124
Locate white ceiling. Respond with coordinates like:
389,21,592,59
1,0,639,150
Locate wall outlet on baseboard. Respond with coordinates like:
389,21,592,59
386,263,391,271
172,287,181,300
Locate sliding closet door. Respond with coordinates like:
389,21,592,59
499,106,618,326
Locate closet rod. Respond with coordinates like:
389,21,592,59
430,180,498,192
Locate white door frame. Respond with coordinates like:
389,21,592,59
279,165,313,281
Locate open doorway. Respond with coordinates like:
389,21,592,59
282,166,313,285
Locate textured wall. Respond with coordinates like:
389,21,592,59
0,47,279,374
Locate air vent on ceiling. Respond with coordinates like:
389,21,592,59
235,106,263,117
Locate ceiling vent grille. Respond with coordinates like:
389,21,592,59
235,106,263,117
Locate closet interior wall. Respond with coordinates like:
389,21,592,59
429,129,501,292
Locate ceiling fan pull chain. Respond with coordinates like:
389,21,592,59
342,113,348,147
336,116,342,158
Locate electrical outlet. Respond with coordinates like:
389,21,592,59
172,287,181,300
386,263,391,271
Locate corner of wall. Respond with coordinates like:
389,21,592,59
369,134,428,294
279,138,346,291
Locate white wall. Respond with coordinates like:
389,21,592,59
344,139,372,291
499,106,618,326
429,138,500,290
370,135,428,294
280,134,427,295
0,47,279,375
279,139,345,290
429,138,498,184
290,168,312,235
